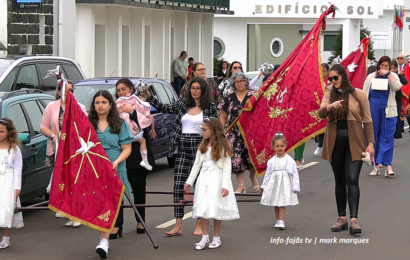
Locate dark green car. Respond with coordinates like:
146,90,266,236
0,89,54,202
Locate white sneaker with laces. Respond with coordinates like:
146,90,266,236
65,220,74,227
0,240,10,249
313,147,323,156
195,236,209,250
274,222,280,228
277,223,285,230
96,239,109,258
73,221,81,228
140,161,153,171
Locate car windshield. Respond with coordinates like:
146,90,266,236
0,59,13,77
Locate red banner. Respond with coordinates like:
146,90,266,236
237,7,337,176
401,62,410,116
340,38,369,89
48,91,124,232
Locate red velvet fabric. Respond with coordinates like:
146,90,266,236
237,10,333,176
48,92,124,232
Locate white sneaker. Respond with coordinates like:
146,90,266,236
65,220,74,227
0,239,10,249
96,239,109,258
55,213,64,218
140,161,153,171
73,221,81,228
195,236,209,250
274,222,280,228
277,223,285,230
314,147,323,156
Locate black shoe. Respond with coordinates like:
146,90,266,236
109,228,123,240
136,227,146,234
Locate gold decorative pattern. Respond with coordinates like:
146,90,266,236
97,210,111,222
59,184,65,192
269,107,294,119
250,140,272,165
263,83,280,101
300,92,322,133
61,133,67,141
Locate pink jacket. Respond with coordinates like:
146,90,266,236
40,99,87,156
116,95,152,135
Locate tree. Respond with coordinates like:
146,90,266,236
328,26,375,64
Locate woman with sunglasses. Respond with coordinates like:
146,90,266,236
363,56,402,177
319,64,374,235
40,80,87,227
179,62,219,104
219,71,260,194
145,77,218,236
218,61,261,99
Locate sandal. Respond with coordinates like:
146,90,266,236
208,240,222,249
235,184,246,194
250,176,260,191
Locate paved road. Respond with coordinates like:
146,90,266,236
2,134,410,260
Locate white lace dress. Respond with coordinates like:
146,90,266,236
260,156,299,207
192,148,240,220
0,149,24,228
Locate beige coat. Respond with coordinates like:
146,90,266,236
319,89,375,162
362,72,402,118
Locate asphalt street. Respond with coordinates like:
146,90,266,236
2,133,410,260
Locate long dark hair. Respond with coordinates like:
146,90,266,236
219,60,228,70
377,56,391,71
115,78,135,98
88,90,122,133
184,77,211,109
0,118,21,151
328,64,355,121
227,61,243,78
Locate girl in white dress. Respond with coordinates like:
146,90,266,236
185,117,239,250
0,118,23,249
260,133,300,230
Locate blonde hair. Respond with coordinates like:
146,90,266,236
198,117,233,161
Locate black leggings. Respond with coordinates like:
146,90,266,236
330,127,363,219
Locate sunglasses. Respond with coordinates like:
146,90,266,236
398,57,404,59
329,75,339,82
233,66,242,70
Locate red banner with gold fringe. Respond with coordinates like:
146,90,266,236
48,91,124,232
237,6,338,176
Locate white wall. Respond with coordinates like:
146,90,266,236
0,0,7,55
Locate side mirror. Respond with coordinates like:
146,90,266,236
18,133,31,145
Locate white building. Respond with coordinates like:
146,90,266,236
214,0,410,71
55,1,231,79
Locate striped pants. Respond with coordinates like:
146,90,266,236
173,133,203,218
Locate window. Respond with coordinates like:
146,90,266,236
22,101,43,136
162,84,176,103
324,35,337,52
152,83,171,105
62,64,84,84
0,68,17,91
15,65,39,90
270,38,284,57
37,63,60,91
7,104,29,134
214,37,225,59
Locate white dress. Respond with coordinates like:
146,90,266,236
192,148,240,220
0,149,24,228
260,156,299,207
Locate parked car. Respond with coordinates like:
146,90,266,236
0,56,85,93
73,77,178,167
0,89,55,202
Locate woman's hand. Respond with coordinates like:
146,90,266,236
112,160,119,170
149,128,157,139
184,184,191,193
377,69,389,76
15,189,20,198
144,88,151,98
366,143,375,158
122,104,134,114
52,134,57,144
221,188,229,197
326,100,344,111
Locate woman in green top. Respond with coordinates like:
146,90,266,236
88,90,133,258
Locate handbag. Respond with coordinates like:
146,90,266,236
371,78,388,91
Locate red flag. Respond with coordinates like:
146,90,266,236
48,91,125,232
340,38,369,90
237,6,337,176
401,63,410,116
393,7,403,31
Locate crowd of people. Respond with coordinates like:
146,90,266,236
0,51,408,258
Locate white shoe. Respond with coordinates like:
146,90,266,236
0,239,10,249
208,240,222,249
277,223,285,230
96,239,109,258
73,221,81,228
195,236,209,250
313,147,322,156
55,213,64,218
65,220,74,227
140,161,153,171
274,223,280,228
296,159,305,169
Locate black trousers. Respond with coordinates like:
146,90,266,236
330,127,363,219
128,168,148,223
115,201,124,228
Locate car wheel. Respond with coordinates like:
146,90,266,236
167,156,175,168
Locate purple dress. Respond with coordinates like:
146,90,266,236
218,90,254,174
